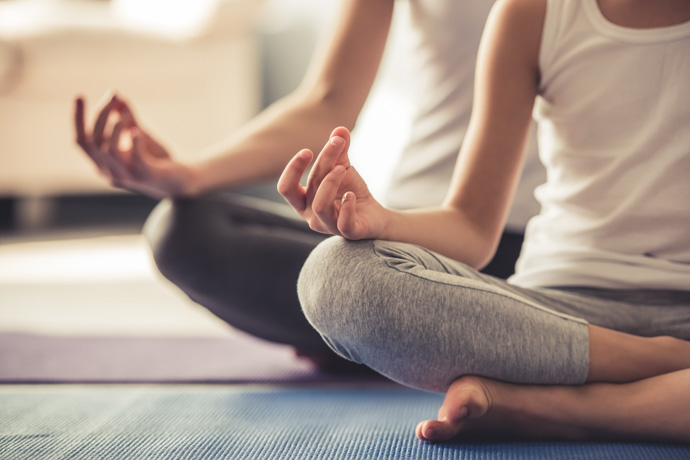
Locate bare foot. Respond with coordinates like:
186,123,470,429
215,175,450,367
415,376,495,442
416,375,587,442
415,370,690,443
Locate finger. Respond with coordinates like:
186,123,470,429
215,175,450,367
104,122,131,182
336,191,359,238
277,149,313,212
74,97,88,148
74,97,111,171
130,128,152,180
113,95,138,128
108,121,125,162
93,94,118,147
305,127,351,204
328,126,351,165
311,165,348,234
306,132,348,190
129,129,150,179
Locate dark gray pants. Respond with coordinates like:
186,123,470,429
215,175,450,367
144,195,330,351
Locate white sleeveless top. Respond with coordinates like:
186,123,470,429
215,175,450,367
510,0,690,289
384,0,544,232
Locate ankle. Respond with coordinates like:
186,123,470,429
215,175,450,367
485,381,590,440
650,335,690,369
587,326,686,382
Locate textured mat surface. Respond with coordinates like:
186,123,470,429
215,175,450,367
1,385,688,460
0,332,381,383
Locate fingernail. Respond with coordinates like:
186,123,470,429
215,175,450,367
424,427,436,439
330,136,345,146
333,165,346,175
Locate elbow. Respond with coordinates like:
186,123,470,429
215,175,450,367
445,206,504,271
459,236,498,272
298,81,361,131
472,243,499,272
470,224,515,272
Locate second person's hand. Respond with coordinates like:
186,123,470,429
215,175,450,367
74,93,201,198
278,126,390,240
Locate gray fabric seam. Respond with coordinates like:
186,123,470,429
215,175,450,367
371,241,589,326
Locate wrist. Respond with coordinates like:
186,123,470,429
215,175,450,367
378,207,399,241
174,161,206,197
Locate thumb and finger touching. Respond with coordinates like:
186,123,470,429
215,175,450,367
278,149,313,213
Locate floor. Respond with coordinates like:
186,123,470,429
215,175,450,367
0,194,234,339
0,232,234,338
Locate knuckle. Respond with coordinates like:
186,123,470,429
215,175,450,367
337,222,353,239
308,219,328,234
128,168,141,180
312,201,328,217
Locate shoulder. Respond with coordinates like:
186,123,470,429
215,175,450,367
491,0,547,22
482,0,547,67
488,0,547,40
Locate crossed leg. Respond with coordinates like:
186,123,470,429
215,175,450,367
297,237,690,443
417,328,690,443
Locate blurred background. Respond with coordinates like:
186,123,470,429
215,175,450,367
0,0,412,339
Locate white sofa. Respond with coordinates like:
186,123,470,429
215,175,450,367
0,0,262,199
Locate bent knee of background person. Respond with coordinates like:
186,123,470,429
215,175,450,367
142,198,211,286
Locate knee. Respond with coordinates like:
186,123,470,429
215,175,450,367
297,237,384,362
142,198,209,285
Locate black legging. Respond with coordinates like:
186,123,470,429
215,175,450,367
143,193,524,352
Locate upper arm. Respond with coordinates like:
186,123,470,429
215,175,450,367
445,0,546,252
297,0,395,128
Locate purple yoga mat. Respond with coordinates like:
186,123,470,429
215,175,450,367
0,332,385,384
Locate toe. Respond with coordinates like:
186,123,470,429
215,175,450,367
416,419,464,442
416,376,494,443
415,421,425,440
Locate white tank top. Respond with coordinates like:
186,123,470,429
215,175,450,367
510,0,690,289
384,0,544,232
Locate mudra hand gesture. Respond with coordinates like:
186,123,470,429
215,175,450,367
278,127,389,240
74,93,198,198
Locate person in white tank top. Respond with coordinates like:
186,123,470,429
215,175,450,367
280,0,690,444
510,0,690,290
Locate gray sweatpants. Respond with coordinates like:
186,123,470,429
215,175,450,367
298,237,690,393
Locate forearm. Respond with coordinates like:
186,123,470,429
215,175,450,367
185,0,394,196
187,89,355,195
377,0,545,268
381,207,499,269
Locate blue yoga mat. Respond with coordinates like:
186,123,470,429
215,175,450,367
1,385,688,460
